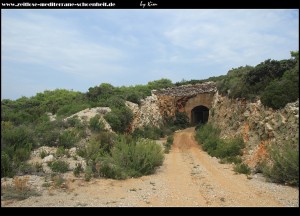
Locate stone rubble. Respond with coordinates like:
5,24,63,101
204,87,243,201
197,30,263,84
153,81,217,96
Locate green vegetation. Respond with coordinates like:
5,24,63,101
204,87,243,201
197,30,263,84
164,135,174,153
89,114,105,132
217,51,299,109
195,123,249,175
104,106,133,133
132,126,164,140
258,141,299,186
234,163,251,175
96,137,164,179
48,160,69,173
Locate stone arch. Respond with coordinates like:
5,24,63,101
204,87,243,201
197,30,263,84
191,105,209,125
184,93,214,123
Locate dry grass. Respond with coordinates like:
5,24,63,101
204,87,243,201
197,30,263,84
1,176,41,200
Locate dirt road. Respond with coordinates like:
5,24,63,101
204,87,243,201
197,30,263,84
2,127,298,207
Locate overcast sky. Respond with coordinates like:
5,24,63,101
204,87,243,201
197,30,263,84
2,9,299,100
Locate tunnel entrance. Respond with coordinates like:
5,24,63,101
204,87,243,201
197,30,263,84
191,105,209,125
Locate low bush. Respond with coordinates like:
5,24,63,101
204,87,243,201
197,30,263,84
195,123,244,160
213,137,245,158
89,114,105,132
48,160,69,173
2,176,41,200
104,107,133,133
174,111,190,129
196,123,249,176
58,130,78,148
132,126,164,140
164,135,174,153
234,163,251,175
56,146,67,157
96,137,164,179
84,165,93,181
39,150,48,159
260,141,299,186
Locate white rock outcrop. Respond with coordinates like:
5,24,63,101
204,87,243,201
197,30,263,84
64,107,112,132
126,94,163,131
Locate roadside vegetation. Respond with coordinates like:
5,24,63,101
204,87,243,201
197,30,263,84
257,141,299,186
195,123,250,175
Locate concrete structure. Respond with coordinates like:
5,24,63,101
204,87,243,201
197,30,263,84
153,82,217,125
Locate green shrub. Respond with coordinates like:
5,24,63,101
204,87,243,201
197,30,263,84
126,92,142,105
89,114,105,132
261,141,299,186
196,124,244,159
56,146,66,157
174,111,190,129
58,130,78,148
164,135,174,153
104,107,133,133
234,163,251,175
214,136,245,158
35,121,60,147
40,150,48,159
56,103,90,117
2,125,35,149
132,126,164,140
48,160,69,173
84,166,93,181
196,123,220,145
195,124,248,174
85,140,109,162
76,147,87,158
65,115,84,129
261,75,299,109
1,151,14,177
97,137,164,179
13,146,32,164
93,132,116,153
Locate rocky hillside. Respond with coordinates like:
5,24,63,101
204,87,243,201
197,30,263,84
210,92,299,169
126,94,163,131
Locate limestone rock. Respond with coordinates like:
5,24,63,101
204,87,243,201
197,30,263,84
126,94,163,131
64,107,112,132
43,155,55,163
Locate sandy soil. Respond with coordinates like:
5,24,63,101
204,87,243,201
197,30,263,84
1,127,298,207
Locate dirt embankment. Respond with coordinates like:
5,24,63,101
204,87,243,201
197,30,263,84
2,128,298,207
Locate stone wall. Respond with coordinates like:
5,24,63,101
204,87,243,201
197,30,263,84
154,82,217,121
126,82,217,129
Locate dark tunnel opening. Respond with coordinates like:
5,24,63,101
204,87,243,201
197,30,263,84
191,105,209,125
